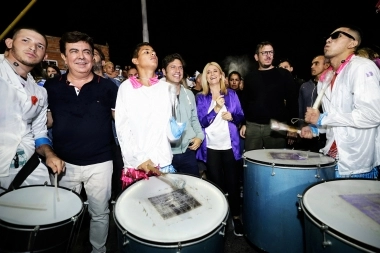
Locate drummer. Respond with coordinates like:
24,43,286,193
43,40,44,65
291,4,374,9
0,27,65,192
115,42,185,187
301,26,380,179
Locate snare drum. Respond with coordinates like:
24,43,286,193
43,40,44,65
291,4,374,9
114,173,229,253
0,185,84,252
300,179,380,253
243,149,336,253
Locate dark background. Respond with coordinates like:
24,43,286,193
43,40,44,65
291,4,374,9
2,0,379,80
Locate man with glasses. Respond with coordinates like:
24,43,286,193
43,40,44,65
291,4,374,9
239,41,298,151
301,26,380,179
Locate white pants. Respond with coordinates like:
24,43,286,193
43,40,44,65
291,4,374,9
0,161,50,194
52,160,113,253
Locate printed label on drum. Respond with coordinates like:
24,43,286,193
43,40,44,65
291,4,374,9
269,151,307,160
148,189,201,220
340,193,380,225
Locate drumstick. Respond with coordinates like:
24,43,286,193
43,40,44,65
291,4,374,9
0,200,47,210
312,70,334,109
270,119,301,134
159,173,186,190
55,173,60,202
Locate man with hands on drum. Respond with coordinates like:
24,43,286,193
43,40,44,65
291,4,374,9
115,43,185,187
0,27,65,193
44,31,118,253
301,26,380,179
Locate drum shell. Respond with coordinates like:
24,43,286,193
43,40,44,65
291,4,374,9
243,150,336,253
0,185,84,253
113,174,229,253
300,179,380,253
115,218,226,253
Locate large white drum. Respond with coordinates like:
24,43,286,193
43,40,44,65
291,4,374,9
300,179,380,253
114,173,229,253
0,185,84,252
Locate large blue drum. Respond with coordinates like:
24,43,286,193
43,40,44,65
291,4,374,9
114,173,229,253
243,149,336,253
300,179,380,253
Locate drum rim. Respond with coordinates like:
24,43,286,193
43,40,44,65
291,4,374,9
300,178,380,252
244,156,336,168
0,184,84,228
114,173,230,244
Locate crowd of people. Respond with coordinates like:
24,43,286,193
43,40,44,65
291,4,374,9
1,25,379,252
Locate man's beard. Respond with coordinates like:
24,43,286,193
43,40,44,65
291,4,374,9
11,48,38,67
92,61,103,73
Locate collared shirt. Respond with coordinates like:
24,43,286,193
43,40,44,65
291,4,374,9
44,73,118,165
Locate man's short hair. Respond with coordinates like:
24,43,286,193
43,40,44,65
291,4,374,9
278,58,293,67
11,27,48,47
94,46,105,61
59,31,94,54
132,42,152,58
255,41,274,55
161,53,186,70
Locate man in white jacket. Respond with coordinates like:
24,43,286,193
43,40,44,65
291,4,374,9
0,28,64,192
301,26,380,178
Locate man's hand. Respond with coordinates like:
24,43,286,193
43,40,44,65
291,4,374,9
240,125,246,138
287,131,297,145
305,107,320,124
138,159,161,175
36,145,65,174
300,126,313,139
189,138,202,150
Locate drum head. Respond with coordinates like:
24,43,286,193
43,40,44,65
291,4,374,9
0,185,83,226
303,179,380,249
244,149,335,168
115,174,228,243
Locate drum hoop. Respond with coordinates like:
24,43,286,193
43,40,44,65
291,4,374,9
300,178,380,252
113,206,229,248
114,173,229,243
244,157,336,168
0,184,84,228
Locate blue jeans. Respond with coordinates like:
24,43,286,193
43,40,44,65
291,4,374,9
172,149,199,176
335,165,379,179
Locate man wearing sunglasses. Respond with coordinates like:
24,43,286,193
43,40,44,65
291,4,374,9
301,26,380,179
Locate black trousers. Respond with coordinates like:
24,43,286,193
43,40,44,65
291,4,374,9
206,148,240,217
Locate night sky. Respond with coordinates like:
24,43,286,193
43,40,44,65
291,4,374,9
2,0,379,80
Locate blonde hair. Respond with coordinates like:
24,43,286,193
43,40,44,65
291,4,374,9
200,62,228,95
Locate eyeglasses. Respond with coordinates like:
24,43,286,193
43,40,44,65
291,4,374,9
329,31,356,41
259,51,274,56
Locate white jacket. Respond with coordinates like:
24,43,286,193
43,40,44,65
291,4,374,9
115,79,174,169
318,55,380,175
0,55,49,177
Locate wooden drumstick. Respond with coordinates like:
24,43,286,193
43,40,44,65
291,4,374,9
312,70,334,109
270,119,301,134
0,200,47,210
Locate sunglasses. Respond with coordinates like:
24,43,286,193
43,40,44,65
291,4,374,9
329,31,356,41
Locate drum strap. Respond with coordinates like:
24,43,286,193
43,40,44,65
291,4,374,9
8,152,40,191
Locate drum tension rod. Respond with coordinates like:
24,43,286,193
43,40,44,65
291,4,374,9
176,242,182,253
271,163,276,176
28,225,40,250
315,164,321,179
296,194,302,211
122,230,130,246
321,224,332,247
